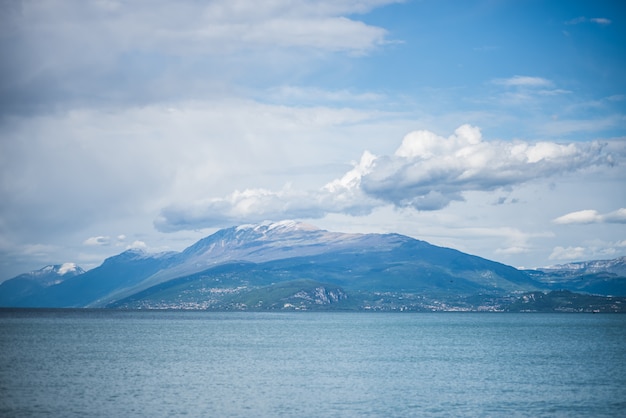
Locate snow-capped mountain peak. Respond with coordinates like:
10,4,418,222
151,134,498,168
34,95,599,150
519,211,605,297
32,263,85,277
1,263,86,289
235,220,320,234
58,262,79,275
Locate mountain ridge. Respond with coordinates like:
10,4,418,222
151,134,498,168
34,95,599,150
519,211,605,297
0,263,85,307
539,256,626,276
1,221,625,310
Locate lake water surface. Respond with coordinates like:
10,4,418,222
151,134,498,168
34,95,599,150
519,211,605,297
1,310,625,417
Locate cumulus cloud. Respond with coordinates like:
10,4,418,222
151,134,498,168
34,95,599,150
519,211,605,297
553,208,626,225
360,125,611,210
155,162,381,232
155,187,321,231
155,125,617,231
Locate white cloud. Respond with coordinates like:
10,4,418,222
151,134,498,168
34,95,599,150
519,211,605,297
590,18,611,25
154,147,382,232
1,0,401,114
20,243,59,257
155,178,380,232
536,89,571,96
360,125,612,210
459,226,551,255
493,76,552,88
57,262,78,275
495,246,529,255
565,17,587,25
324,151,377,193
155,125,617,231
607,95,625,102
83,236,111,246
35,0,398,53
548,238,626,262
534,116,622,137
566,17,611,25
605,209,626,224
236,16,389,52
549,246,586,261
489,75,576,111
126,240,147,250
267,86,385,105
553,209,601,225
0,99,404,241
553,208,626,225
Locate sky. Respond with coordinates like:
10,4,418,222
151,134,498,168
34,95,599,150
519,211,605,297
1,0,625,281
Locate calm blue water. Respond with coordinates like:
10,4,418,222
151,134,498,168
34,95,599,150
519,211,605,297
1,311,625,417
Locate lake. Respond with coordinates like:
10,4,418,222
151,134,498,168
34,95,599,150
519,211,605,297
1,310,625,417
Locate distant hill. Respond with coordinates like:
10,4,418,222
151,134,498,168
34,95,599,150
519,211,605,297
506,290,626,313
540,257,626,276
1,221,625,311
523,256,626,296
0,263,85,307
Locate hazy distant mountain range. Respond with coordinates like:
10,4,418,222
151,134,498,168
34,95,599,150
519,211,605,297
1,221,625,312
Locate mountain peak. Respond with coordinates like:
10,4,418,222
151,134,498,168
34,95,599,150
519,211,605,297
235,220,320,234
1,263,85,289
57,262,80,275
36,263,85,277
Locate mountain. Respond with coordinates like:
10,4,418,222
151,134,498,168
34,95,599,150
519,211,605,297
1,221,625,311
103,220,543,310
22,249,178,308
523,256,626,296
540,257,626,276
506,290,626,313
0,263,85,307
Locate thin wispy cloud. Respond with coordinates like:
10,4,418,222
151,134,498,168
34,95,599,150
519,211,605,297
553,209,626,225
83,234,132,247
565,17,612,25
549,246,587,261
490,76,572,104
83,236,112,247
493,76,553,88
0,0,401,114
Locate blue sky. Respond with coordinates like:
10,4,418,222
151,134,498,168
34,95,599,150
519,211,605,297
0,0,625,280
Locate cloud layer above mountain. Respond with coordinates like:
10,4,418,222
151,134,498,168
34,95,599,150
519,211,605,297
553,208,626,225
155,125,616,231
